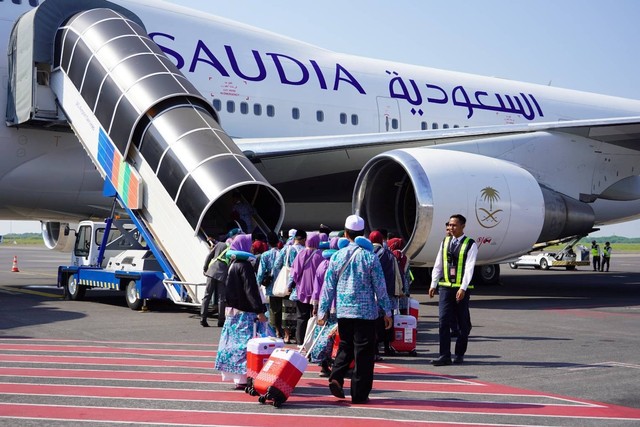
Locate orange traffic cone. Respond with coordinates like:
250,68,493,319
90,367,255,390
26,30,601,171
11,255,19,272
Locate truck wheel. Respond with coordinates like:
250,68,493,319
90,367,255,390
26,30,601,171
66,275,86,300
509,262,518,269
540,259,549,270
566,265,576,271
125,280,143,310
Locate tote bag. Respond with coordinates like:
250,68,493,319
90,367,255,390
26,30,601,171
272,247,292,297
393,259,404,297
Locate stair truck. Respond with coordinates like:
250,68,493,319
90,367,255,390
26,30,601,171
4,3,286,308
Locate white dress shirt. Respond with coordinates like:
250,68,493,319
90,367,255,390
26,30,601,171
430,234,478,291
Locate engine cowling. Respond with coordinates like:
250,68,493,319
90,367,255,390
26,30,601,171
353,148,594,266
41,221,76,252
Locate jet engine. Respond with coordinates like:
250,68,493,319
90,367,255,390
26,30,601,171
353,148,595,266
41,221,76,252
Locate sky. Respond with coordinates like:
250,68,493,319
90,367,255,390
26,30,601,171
4,0,640,236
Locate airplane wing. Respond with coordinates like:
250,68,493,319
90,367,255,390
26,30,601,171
237,115,640,159
237,115,640,266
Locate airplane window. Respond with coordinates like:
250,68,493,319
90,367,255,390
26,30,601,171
254,104,262,116
443,124,449,129
226,100,235,113
267,105,275,117
391,118,398,129
453,125,460,128
340,113,347,124
351,114,358,126
432,123,438,129
317,110,324,122
292,108,300,120
212,99,222,111
240,102,249,114
421,121,428,130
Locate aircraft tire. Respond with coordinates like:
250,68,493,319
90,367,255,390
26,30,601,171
473,264,500,286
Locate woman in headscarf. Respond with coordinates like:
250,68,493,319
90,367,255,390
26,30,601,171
214,233,268,389
388,237,411,314
309,236,340,377
289,232,324,345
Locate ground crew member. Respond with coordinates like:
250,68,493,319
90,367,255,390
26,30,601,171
601,242,612,272
201,239,229,327
429,214,478,366
591,240,601,272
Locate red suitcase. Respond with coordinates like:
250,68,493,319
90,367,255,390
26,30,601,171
253,347,308,407
331,330,356,368
391,314,417,356
409,298,420,320
245,337,284,395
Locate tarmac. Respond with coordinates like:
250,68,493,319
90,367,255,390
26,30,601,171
0,245,639,426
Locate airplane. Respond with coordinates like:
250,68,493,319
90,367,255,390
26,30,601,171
2,0,640,285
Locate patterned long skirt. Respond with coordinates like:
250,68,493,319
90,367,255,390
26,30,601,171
214,310,270,383
307,314,338,363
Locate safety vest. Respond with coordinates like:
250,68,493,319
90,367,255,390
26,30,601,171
591,246,600,257
439,235,474,289
603,246,611,258
208,246,230,269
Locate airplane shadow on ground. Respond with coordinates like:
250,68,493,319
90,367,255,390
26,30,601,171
462,270,640,311
0,293,85,331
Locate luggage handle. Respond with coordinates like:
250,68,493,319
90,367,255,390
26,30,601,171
303,323,327,360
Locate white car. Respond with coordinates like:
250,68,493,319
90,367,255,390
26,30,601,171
508,251,589,271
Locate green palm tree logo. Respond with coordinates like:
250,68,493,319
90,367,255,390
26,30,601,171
476,186,503,228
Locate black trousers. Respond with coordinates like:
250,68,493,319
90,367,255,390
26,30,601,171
269,295,284,335
329,318,377,401
375,313,394,350
296,300,313,344
200,277,219,320
601,256,610,272
438,286,472,358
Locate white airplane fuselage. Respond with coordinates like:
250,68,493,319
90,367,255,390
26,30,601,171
2,0,640,235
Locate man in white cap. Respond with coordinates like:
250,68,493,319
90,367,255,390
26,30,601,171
318,214,392,404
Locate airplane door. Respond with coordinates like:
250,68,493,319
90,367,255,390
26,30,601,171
376,97,401,132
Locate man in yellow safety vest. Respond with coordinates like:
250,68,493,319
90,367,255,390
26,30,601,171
429,214,478,366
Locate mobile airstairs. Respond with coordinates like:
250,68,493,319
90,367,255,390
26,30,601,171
6,1,284,307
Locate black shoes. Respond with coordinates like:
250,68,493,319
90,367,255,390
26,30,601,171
351,397,370,404
200,319,209,327
431,355,452,366
329,379,345,398
432,355,464,365
319,360,331,377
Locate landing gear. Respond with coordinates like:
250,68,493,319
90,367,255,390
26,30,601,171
473,264,500,285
